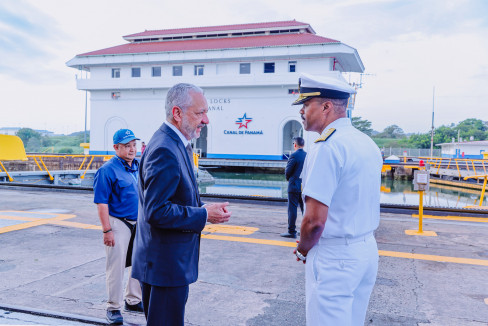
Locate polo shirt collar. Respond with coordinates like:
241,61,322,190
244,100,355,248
114,155,138,172
164,121,189,147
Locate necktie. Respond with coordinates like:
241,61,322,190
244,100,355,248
186,144,194,170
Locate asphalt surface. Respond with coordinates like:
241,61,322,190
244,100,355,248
0,186,487,325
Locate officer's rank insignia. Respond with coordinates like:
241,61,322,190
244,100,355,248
315,128,336,143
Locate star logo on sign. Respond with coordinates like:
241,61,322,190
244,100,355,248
235,113,253,129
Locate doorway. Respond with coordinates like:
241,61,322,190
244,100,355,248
282,120,303,158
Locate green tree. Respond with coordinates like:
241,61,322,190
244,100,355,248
377,125,405,139
454,118,487,141
16,128,41,145
25,137,41,152
407,133,431,148
351,116,374,136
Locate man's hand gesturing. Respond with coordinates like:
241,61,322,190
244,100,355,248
205,202,231,224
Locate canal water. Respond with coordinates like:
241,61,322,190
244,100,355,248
199,171,484,209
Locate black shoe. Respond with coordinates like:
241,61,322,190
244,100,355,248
124,300,144,313
106,310,123,325
280,232,297,239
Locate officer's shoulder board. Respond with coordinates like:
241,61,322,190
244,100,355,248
314,128,336,143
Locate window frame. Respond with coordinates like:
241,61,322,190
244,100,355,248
131,67,141,78
239,63,251,74
288,61,297,73
173,65,183,76
264,62,275,74
194,65,204,76
152,66,161,77
111,68,120,78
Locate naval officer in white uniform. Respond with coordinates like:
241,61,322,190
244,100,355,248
292,73,383,326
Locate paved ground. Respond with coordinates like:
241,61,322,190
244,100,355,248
0,186,487,325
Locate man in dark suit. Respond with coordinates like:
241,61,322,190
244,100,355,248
281,137,306,239
132,83,231,326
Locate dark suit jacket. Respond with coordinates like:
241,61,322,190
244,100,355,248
285,148,306,193
132,123,207,287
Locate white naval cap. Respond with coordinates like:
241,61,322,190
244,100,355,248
292,72,356,105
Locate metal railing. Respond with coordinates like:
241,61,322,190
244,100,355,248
420,157,488,180
382,148,442,157
1,152,201,182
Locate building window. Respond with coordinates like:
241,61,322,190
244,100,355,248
111,92,120,100
288,61,297,72
132,67,141,77
240,63,251,74
112,68,120,78
173,66,182,76
194,65,204,76
264,62,275,73
152,67,161,77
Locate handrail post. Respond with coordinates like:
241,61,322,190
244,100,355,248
418,190,424,233
480,176,487,206
0,161,13,182
79,156,87,170
39,157,54,181
33,157,43,171
80,156,95,179
455,160,461,178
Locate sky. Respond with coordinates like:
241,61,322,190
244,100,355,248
0,0,487,134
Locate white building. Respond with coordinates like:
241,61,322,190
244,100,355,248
66,20,364,159
437,141,488,159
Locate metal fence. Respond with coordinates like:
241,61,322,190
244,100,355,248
382,148,441,157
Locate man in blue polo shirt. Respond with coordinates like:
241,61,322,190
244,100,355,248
94,129,143,325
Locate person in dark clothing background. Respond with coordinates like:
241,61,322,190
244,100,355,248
281,136,306,239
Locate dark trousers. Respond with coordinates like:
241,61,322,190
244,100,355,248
287,191,304,234
141,282,189,326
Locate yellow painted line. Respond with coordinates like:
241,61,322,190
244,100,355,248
0,214,75,234
412,214,488,223
49,221,102,230
203,224,259,235
201,234,296,247
202,234,488,267
0,215,39,222
378,250,488,267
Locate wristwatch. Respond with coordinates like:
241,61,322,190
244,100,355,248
295,248,307,262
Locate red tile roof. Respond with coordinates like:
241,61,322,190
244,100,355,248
78,33,339,57
124,20,310,38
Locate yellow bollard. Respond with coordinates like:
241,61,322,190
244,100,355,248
418,190,423,233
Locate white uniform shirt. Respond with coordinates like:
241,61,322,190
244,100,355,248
301,118,383,238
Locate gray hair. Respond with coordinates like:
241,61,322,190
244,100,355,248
165,83,204,119
319,97,348,114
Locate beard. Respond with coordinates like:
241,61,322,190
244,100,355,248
182,119,205,140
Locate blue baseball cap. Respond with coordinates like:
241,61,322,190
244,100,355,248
113,129,140,145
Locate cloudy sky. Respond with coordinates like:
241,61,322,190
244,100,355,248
0,0,487,134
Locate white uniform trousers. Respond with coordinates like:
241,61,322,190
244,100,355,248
105,216,142,311
305,233,378,326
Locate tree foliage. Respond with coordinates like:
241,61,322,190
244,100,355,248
351,116,373,136
371,118,488,149
405,118,488,148
376,125,405,139
16,128,40,145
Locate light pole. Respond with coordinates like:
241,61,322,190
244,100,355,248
430,86,435,159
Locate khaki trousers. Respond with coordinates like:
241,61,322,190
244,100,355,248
105,216,142,311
